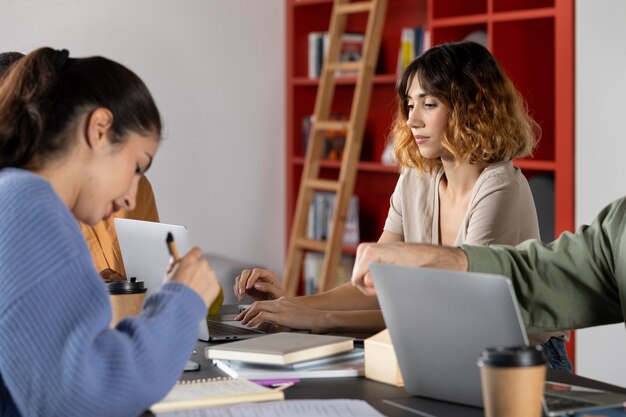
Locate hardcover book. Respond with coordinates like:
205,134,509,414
205,333,354,365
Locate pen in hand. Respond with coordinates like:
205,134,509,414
166,232,180,262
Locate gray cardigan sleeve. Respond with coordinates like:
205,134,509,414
462,197,626,333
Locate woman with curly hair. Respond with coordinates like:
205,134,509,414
234,42,571,371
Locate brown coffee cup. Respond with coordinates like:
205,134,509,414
477,345,546,417
108,277,147,327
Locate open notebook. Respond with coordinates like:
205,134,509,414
150,377,284,413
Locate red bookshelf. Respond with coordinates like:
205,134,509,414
286,0,574,364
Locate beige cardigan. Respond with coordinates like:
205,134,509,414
384,160,566,345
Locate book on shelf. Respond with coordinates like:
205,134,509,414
308,31,365,78
150,377,284,413
304,252,355,295
213,349,365,380
308,31,325,79
301,113,348,160
306,191,359,246
396,25,428,74
205,332,354,365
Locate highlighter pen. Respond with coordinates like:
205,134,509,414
166,232,180,261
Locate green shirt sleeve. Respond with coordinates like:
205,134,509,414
461,198,626,333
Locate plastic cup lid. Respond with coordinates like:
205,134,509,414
107,277,147,294
477,345,546,368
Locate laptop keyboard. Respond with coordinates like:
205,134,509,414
544,394,598,412
207,321,263,337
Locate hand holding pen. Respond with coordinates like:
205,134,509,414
165,232,221,308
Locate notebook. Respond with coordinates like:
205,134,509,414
150,377,284,413
115,218,274,342
370,264,626,415
205,332,354,365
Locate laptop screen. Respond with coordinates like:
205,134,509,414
114,218,191,295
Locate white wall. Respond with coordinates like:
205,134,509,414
576,0,626,386
0,0,286,274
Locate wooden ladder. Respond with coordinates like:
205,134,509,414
284,0,388,296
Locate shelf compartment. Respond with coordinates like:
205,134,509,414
432,23,487,45
287,165,398,245
492,17,555,162
291,1,370,79
378,0,427,75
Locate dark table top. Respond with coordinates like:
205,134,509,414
142,306,626,416
157,339,626,417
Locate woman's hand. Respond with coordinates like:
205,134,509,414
167,247,221,308
234,268,284,301
235,297,327,333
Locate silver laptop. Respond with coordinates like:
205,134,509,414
370,263,626,415
114,218,273,342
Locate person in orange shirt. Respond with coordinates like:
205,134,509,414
80,175,159,280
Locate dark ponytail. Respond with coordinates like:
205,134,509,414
0,47,161,170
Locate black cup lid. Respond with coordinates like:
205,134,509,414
107,277,147,294
477,345,546,368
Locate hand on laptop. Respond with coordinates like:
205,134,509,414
351,242,469,295
235,297,326,333
167,247,221,308
234,268,284,301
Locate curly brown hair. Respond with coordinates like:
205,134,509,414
389,41,539,173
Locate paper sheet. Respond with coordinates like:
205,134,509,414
155,399,386,417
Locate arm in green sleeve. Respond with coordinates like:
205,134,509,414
462,198,626,333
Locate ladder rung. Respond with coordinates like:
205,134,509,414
326,61,362,73
314,120,350,131
306,179,341,192
296,238,327,252
335,1,373,14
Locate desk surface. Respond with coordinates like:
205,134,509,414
143,339,626,417
144,305,626,416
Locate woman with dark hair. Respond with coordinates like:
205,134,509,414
0,47,220,416
234,42,571,371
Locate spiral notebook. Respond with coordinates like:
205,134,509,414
150,377,284,413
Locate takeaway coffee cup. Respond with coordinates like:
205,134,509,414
477,345,546,417
107,277,147,327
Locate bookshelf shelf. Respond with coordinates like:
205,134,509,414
513,159,557,172
292,74,398,86
293,0,333,6
430,8,556,28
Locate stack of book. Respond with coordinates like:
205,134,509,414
307,192,359,246
206,333,364,381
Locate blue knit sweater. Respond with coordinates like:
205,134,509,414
0,168,206,417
